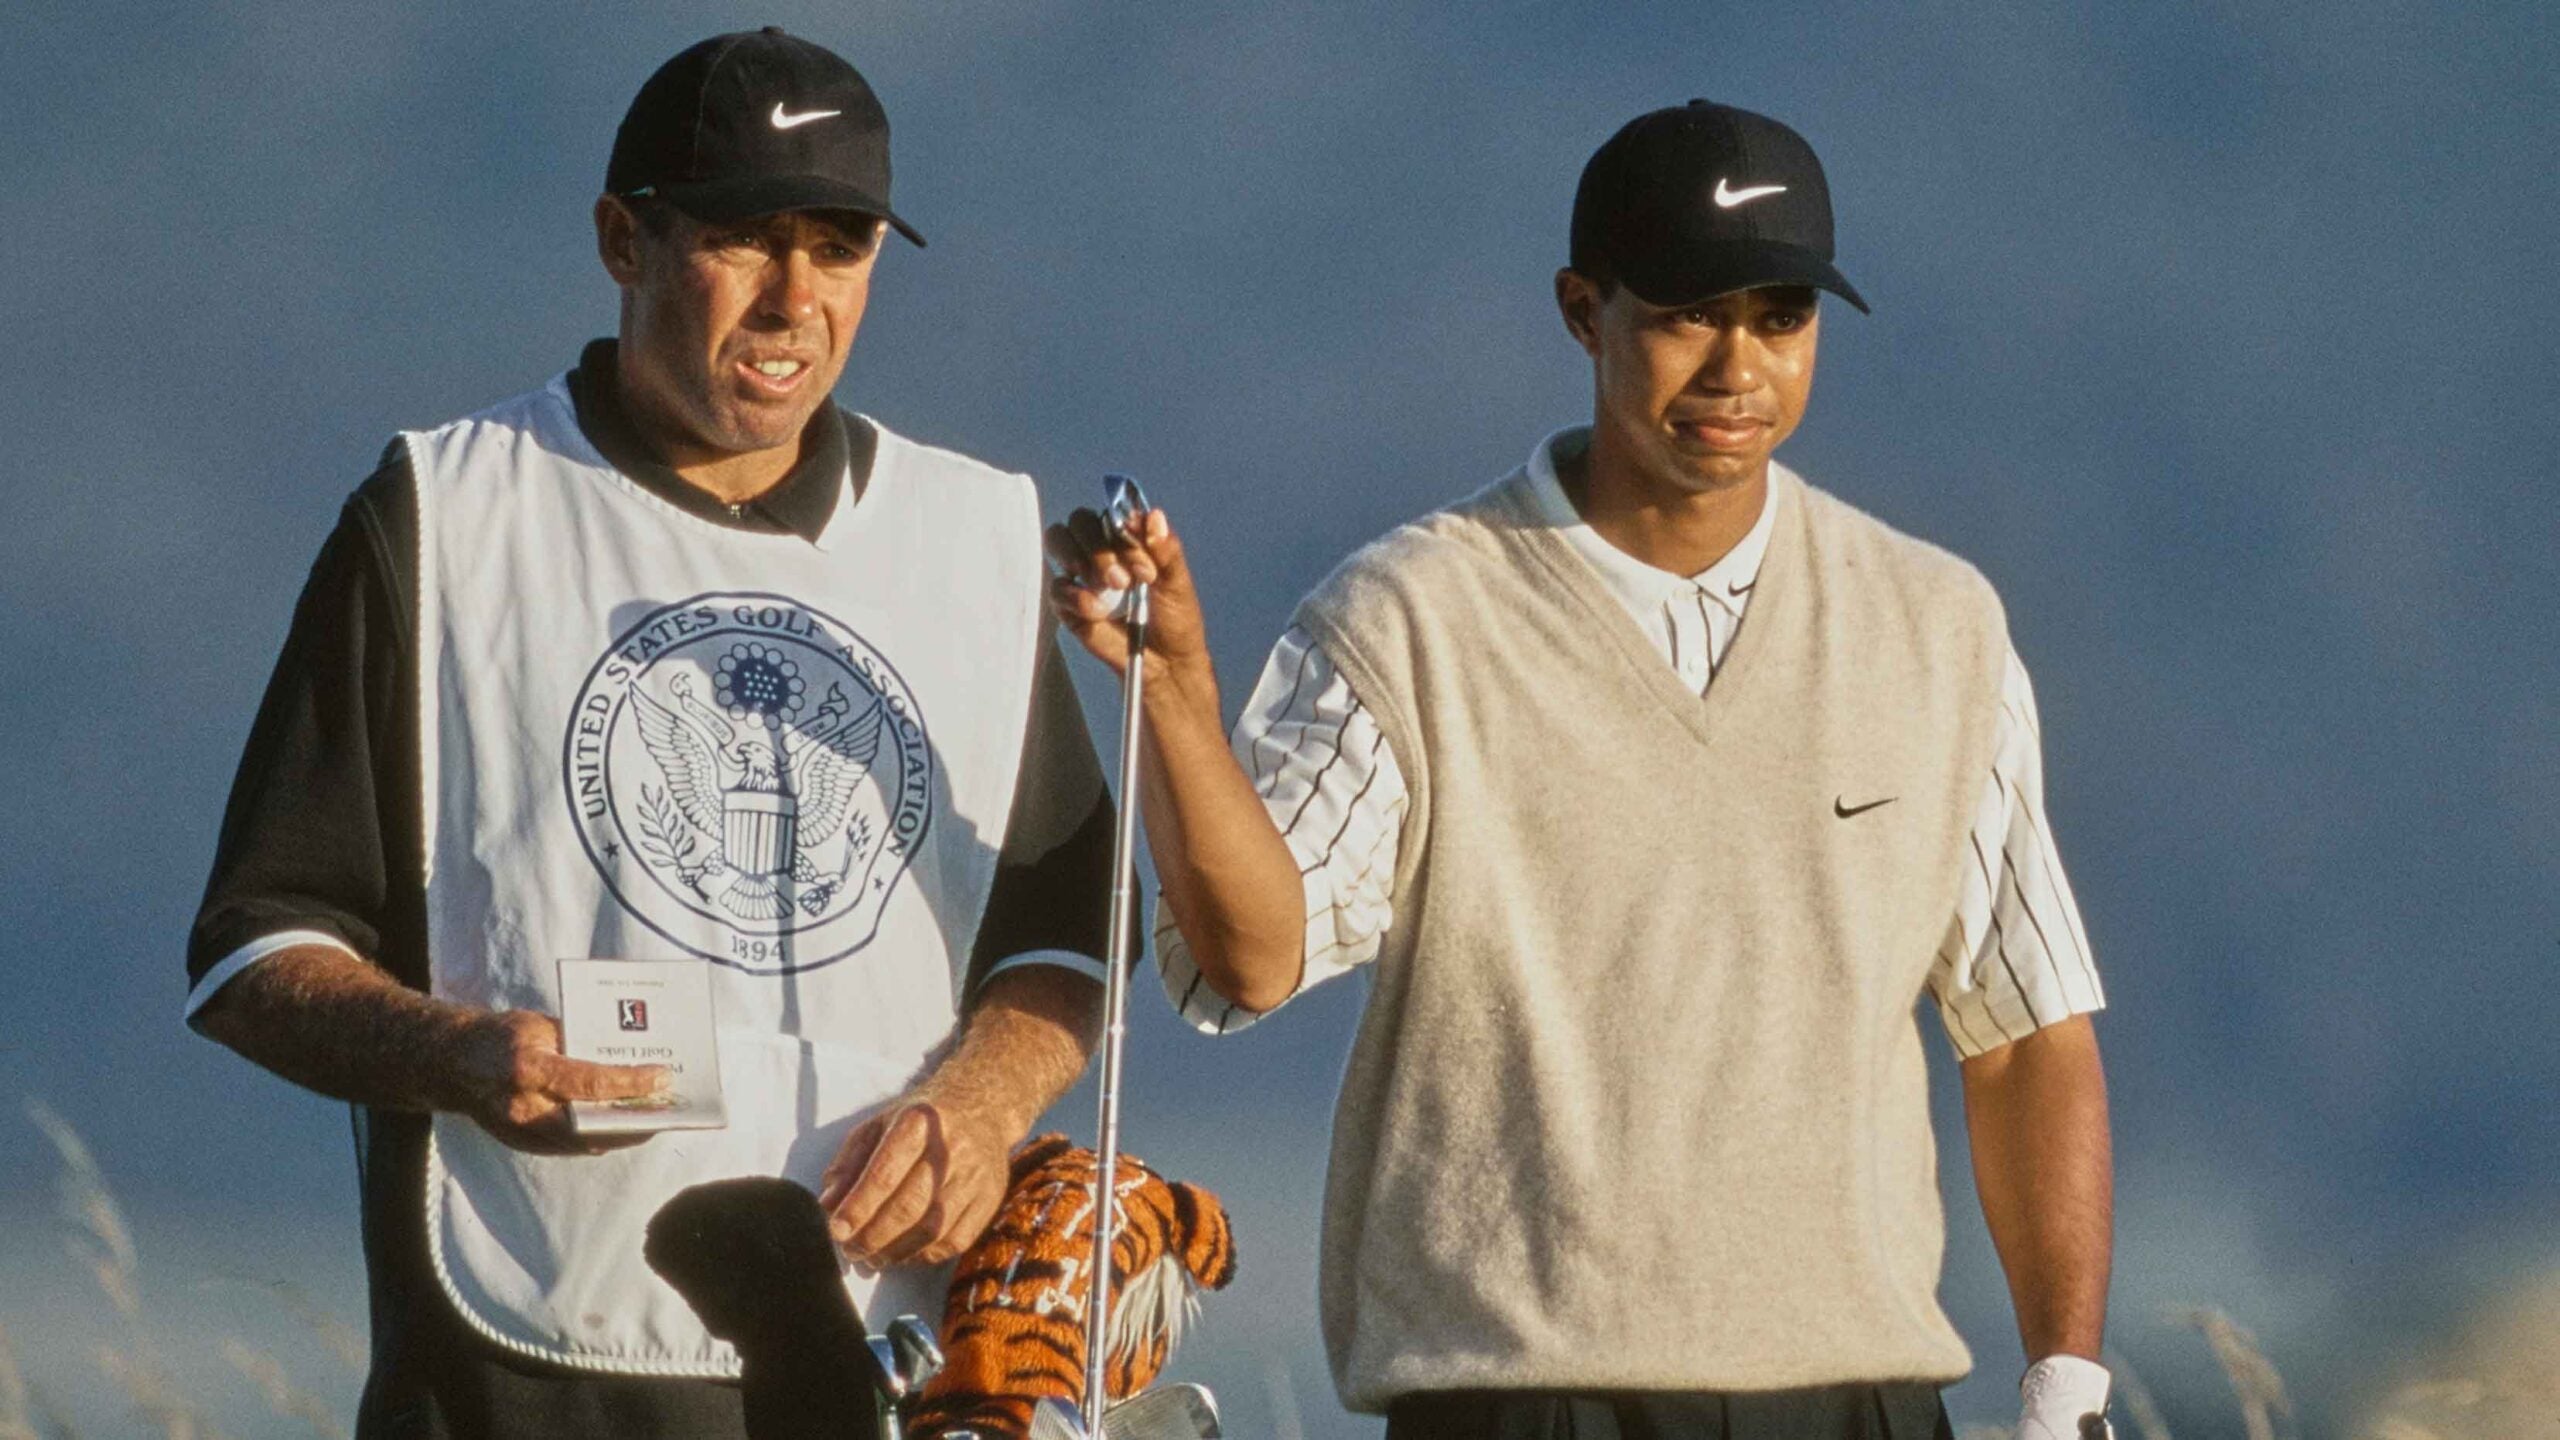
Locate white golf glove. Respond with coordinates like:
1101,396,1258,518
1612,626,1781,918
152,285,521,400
2017,1354,2113,1440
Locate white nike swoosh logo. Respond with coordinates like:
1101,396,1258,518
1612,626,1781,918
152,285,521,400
770,103,842,130
1713,179,1788,208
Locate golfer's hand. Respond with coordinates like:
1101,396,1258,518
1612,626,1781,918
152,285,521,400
1044,503,1211,688
817,1096,1013,1269
2017,1355,2114,1440
453,1008,668,1156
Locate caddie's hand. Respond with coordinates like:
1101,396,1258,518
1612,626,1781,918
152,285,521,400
2017,1355,2114,1440
1043,503,1211,687
453,1008,669,1156
815,1093,1014,1270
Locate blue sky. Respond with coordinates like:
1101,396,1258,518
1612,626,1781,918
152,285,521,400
2,2,2553,1435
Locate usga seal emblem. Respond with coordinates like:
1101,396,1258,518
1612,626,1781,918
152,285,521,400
561,592,933,974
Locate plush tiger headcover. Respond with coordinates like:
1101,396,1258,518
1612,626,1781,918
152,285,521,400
907,1134,1237,1440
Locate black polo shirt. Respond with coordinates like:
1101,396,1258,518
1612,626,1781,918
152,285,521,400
186,342,1118,1408
189,338,1117,1005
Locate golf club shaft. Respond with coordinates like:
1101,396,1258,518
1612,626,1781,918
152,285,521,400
1083,582,1149,1431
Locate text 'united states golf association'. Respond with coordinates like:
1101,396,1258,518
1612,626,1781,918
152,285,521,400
562,593,933,974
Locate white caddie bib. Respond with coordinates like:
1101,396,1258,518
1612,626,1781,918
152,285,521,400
407,377,1044,1374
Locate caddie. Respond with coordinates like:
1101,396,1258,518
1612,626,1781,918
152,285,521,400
1048,101,2117,1440
187,29,1118,1439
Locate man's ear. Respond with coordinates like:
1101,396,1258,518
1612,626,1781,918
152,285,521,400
1554,268,1603,358
596,194,644,286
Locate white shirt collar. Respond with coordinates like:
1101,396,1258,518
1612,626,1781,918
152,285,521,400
1523,425,1776,615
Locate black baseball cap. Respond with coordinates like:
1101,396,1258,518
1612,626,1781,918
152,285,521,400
606,28,924,245
1570,100,1865,312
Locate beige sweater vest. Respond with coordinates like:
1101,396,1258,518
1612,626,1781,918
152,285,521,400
1295,459,2009,1409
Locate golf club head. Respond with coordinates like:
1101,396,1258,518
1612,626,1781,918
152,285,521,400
887,1314,945,1391
1102,474,1150,544
1029,1397,1091,1440
1103,1384,1223,1440
866,1338,906,1399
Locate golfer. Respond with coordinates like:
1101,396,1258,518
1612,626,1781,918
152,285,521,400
1049,101,2115,1440
188,30,1117,1438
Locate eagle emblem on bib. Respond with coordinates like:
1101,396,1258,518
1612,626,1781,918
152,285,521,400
563,594,934,974
628,648,882,920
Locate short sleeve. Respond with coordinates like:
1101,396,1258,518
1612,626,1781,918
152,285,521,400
1928,650,2106,1057
1156,626,1409,1035
963,614,1118,999
187,450,419,1024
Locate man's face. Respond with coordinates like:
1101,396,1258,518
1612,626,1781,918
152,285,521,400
1557,275,1821,495
596,198,884,465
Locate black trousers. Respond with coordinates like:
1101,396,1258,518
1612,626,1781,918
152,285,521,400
353,1313,749,1440
350,1111,746,1440
1384,1383,1953,1440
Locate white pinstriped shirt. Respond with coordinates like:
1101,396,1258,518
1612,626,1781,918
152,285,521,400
1158,457,2104,1056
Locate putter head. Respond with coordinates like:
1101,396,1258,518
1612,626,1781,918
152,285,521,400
1104,1384,1223,1440
1102,474,1150,544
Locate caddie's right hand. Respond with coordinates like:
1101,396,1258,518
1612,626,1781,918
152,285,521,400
1044,502,1212,691
453,1008,670,1155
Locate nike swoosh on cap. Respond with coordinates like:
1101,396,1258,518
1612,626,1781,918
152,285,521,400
1713,178,1788,208
1833,795,1897,819
770,103,843,130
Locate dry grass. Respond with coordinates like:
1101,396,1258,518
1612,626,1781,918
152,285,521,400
0,1322,69,1440
1954,1342,2191,1440
2173,1308,2292,1440
2348,1269,2560,1440
27,1097,223,1439
1955,1348,2171,1440
26,1104,141,1326
2107,1347,2175,1440
18,1099,353,1440
1950,1290,2560,1440
9,1097,2559,1439
1262,1352,1307,1440
91,1348,224,1440
217,1342,344,1440
204,1279,364,1380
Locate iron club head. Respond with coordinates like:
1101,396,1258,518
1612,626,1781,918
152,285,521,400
1028,1386,1221,1440
1102,1383,1224,1440
1097,473,1155,627
1103,473,1150,545
887,1314,944,1391
866,1338,906,1398
1030,1397,1091,1440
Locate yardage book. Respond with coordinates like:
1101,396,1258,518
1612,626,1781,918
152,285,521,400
557,959,728,1134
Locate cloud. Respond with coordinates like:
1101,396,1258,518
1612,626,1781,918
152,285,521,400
2354,1265,2560,1440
